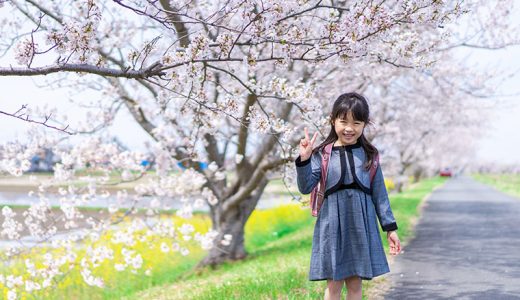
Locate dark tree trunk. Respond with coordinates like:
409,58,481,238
197,177,269,268
413,166,424,183
396,170,406,193
395,181,404,193
396,162,413,193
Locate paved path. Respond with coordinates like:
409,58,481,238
384,176,520,300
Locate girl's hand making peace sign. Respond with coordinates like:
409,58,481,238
299,127,319,161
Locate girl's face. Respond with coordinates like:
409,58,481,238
332,110,365,145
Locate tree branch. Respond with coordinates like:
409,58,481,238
0,105,74,134
159,0,190,48
222,157,291,212
0,62,165,78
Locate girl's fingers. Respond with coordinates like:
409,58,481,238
392,239,401,253
310,131,318,145
304,127,309,141
389,236,399,253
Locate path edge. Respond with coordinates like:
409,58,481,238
366,179,448,300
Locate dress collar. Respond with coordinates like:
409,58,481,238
331,139,362,150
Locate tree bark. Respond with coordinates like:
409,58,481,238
412,166,425,183
197,176,269,268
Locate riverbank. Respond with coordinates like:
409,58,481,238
0,173,149,194
0,172,298,196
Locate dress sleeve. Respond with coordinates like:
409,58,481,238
294,151,322,195
371,164,398,232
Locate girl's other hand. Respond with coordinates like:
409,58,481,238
299,127,318,161
387,231,401,255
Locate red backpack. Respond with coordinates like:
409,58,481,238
310,143,379,217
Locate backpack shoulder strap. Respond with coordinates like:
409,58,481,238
320,142,333,181
369,152,379,184
310,142,334,217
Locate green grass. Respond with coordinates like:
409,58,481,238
125,176,447,300
472,173,520,199
385,176,448,243
126,227,323,300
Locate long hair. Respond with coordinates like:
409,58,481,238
312,92,378,170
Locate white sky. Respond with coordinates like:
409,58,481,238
467,45,520,165
0,4,519,165
0,74,154,149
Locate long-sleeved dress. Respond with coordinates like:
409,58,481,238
294,139,398,281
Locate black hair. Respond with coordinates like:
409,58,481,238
312,92,378,170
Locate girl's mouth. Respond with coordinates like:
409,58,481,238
343,133,355,139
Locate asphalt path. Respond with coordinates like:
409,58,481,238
384,176,520,300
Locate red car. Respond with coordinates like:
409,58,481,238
440,168,452,177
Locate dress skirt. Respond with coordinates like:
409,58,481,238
309,188,390,281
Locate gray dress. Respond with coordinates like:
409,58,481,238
294,140,398,281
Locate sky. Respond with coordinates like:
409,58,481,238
466,45,520,165
0,4,519,166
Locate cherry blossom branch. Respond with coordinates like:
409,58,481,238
25,0,64,24
222,156,291,211
0,61,165,78
0,104,74,134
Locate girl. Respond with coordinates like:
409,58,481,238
295,92,401,300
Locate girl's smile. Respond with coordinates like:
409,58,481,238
332,111,365,146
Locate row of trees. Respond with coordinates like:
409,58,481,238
0,0,518,297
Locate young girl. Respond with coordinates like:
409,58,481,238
295,92,401,300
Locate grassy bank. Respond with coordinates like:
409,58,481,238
1,203,313,300
472,174,520,199
125,176,447,300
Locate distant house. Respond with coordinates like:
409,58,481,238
29,148,57,172
140,154,156,170
176,161,208,170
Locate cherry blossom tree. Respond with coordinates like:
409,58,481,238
360,59,495,191
359,0,520,189
0,0,518,297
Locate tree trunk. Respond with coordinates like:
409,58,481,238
197,177,269,268
413,166,424,183
395,172,406,193
396,181,404,193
